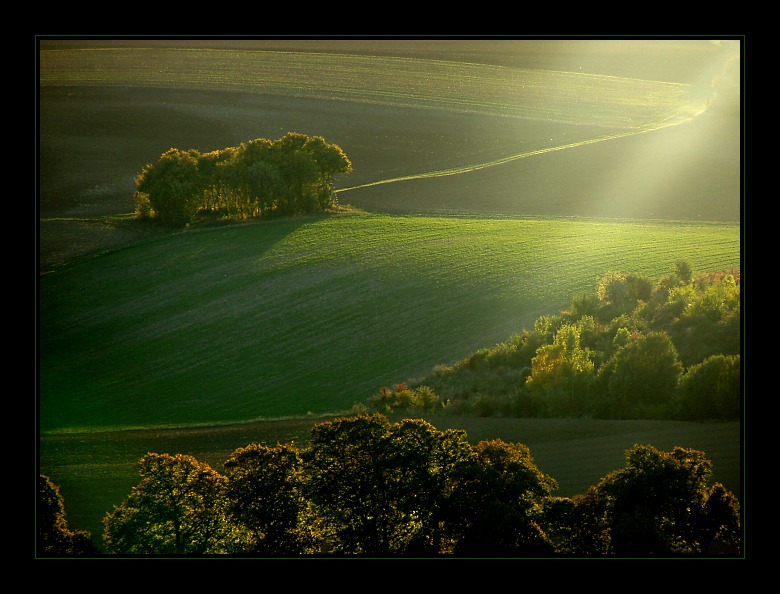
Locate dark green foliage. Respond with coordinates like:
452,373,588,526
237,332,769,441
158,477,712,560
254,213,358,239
495,441,730,553
596,331,683,419
672,354,741,420
135,148,202,226
301,414,476,555
524,318,596,417
37,474,100,556
223,443,316,555
376,264,740,421
447,439,557,556
675,260,693,283
102,453,231,555
134,133,352,227
541,489,611,555
96,416,740,556
593,444,741,555
569,292,600,318
301,414,398,554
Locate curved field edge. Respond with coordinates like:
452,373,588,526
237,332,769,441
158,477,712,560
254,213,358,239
38,212,741,433
38,47,699,128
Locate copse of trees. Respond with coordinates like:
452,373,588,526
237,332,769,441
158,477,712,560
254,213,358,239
366,262,741,421
38,414,741,556
134,133,352,227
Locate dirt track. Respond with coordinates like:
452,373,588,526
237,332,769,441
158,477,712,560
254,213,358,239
38,39,741,271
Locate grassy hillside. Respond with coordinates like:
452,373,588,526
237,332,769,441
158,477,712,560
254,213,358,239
38,42,702,123
39,212,739,433
37,40,744,554
38,39,740,233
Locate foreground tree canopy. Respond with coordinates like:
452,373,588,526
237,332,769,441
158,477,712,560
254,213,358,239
37,475,99,556
366,262,741,421
39,414,741,557
134,132,352,226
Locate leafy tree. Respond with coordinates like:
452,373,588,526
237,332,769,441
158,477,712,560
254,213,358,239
541,489,611,555
222,443,317,554
300,134,353,209
597,271,631,308
302,414,474,555
196,146,236,214
38,474,99,556
675,259,693,283
280,150,321,214
524,319,595,416
383,417,475,554
301,414,395,554
226,139,279,217
683,273,740,322
596,331,683,419
446,439,557,556
625,273,654,303
134,148,202,226
596,271,653,319
244,160,284,217
533,314,564,343
696,483,742,554
672,354,741,420
568,292,600,319
594,444,741,555
102,453,231,555
669,273,741,365
412,385,440,413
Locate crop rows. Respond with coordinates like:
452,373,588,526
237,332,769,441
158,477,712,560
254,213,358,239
38,214,740,433
39,48,694,129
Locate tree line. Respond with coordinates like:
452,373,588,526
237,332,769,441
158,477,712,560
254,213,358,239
38,413,741,557
134,133,352,227
364,262,741,421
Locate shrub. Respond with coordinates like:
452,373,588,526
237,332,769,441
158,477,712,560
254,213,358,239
596,331,682,419
672,354,741,420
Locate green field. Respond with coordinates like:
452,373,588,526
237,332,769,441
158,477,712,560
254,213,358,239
39,212,740,433
38,39,740,227
38,44,697,126
37,38,743,550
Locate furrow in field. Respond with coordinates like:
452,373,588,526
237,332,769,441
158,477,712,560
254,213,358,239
338,108,702,194
38,215,740,432
39,48,692,127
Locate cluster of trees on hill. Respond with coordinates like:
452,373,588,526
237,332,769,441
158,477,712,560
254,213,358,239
133,133,352,227
38,414,741,557
365,262,741,421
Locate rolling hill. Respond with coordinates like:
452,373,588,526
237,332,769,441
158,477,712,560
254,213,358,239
38,212,740,433
36,38,744,549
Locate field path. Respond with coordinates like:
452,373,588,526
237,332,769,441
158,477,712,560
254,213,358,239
338,104,706,194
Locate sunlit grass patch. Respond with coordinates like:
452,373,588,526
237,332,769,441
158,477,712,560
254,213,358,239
39,212,740,433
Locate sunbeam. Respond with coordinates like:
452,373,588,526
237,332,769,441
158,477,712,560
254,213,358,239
338,38,741,222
